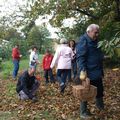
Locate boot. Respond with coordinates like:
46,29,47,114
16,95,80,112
96,97,104,110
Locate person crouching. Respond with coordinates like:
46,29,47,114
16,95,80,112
16,68,40,102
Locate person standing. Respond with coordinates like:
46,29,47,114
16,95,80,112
42,49,55,84
76,24,104,119
12,44,22,80
68,40,77,82
29,46,39,72
50,38,73,93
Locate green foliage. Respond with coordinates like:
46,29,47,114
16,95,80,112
27,25,53,53
0,26,22,41
0,57,2,69
10,38,30,57
0,38,29,60
6,82,16,97
27,0,120,41
1,60,13,79
0,42,12,60
98,38,120,58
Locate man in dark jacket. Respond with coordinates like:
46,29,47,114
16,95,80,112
76,24,104,119
16,68,40,102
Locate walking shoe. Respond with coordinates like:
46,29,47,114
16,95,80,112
13,77,17,81
80,110,92,119
32,97,38,103
60,84,66,93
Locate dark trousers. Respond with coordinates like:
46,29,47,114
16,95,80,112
80,78,104,115
72,61,77,79
18,80,40,100
57,69,71,86
13,59,19,78
44,69,54,83
67,61,77,82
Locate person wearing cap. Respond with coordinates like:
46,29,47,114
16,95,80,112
76,24,104,119
12,44,22,80
50,38,73,93
16,68,40,102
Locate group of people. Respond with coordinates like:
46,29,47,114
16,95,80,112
12,24,105,119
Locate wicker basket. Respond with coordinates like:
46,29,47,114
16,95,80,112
72,85,97,101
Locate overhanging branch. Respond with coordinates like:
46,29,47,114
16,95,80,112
75,8,99,19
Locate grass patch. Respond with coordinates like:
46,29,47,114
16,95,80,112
0,55,43,79
0,111,18,120
6,82,16,97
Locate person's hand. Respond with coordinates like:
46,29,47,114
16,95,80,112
20,54,22,57
86,77,90,81
36,60,40,64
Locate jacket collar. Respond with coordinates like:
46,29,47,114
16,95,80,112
84,33,98,43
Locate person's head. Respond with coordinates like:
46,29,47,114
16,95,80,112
15,44,19,49
46,49,50,55
86,24,99,40
69,40,76,49
32,46,37,52
60,38,68,44
28,68,35,76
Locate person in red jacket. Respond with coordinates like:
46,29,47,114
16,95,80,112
12,44,22,80
42,49,55,84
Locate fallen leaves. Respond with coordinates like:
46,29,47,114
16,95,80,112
0,68,120,119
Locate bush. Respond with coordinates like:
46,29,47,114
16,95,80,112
0,57,2,69
98,38,120,58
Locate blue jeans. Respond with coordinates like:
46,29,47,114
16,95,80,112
67,69,72,82
44,69,54,83
13,59,19,78
57,69,71,86
72,61,77,79
67,61,77,82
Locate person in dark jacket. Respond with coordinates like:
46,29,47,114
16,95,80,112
16,68,40,102
76,24,104,119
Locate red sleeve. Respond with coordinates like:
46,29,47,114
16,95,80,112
12,48,20,59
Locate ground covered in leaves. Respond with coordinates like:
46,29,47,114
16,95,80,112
0,68,120,120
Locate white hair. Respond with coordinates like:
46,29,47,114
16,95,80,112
86,24,99,33
60,38,68,44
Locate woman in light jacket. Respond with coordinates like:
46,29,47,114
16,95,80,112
50,38,73,93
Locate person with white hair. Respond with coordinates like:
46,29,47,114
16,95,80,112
50,38,73,93
76,24,104,118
